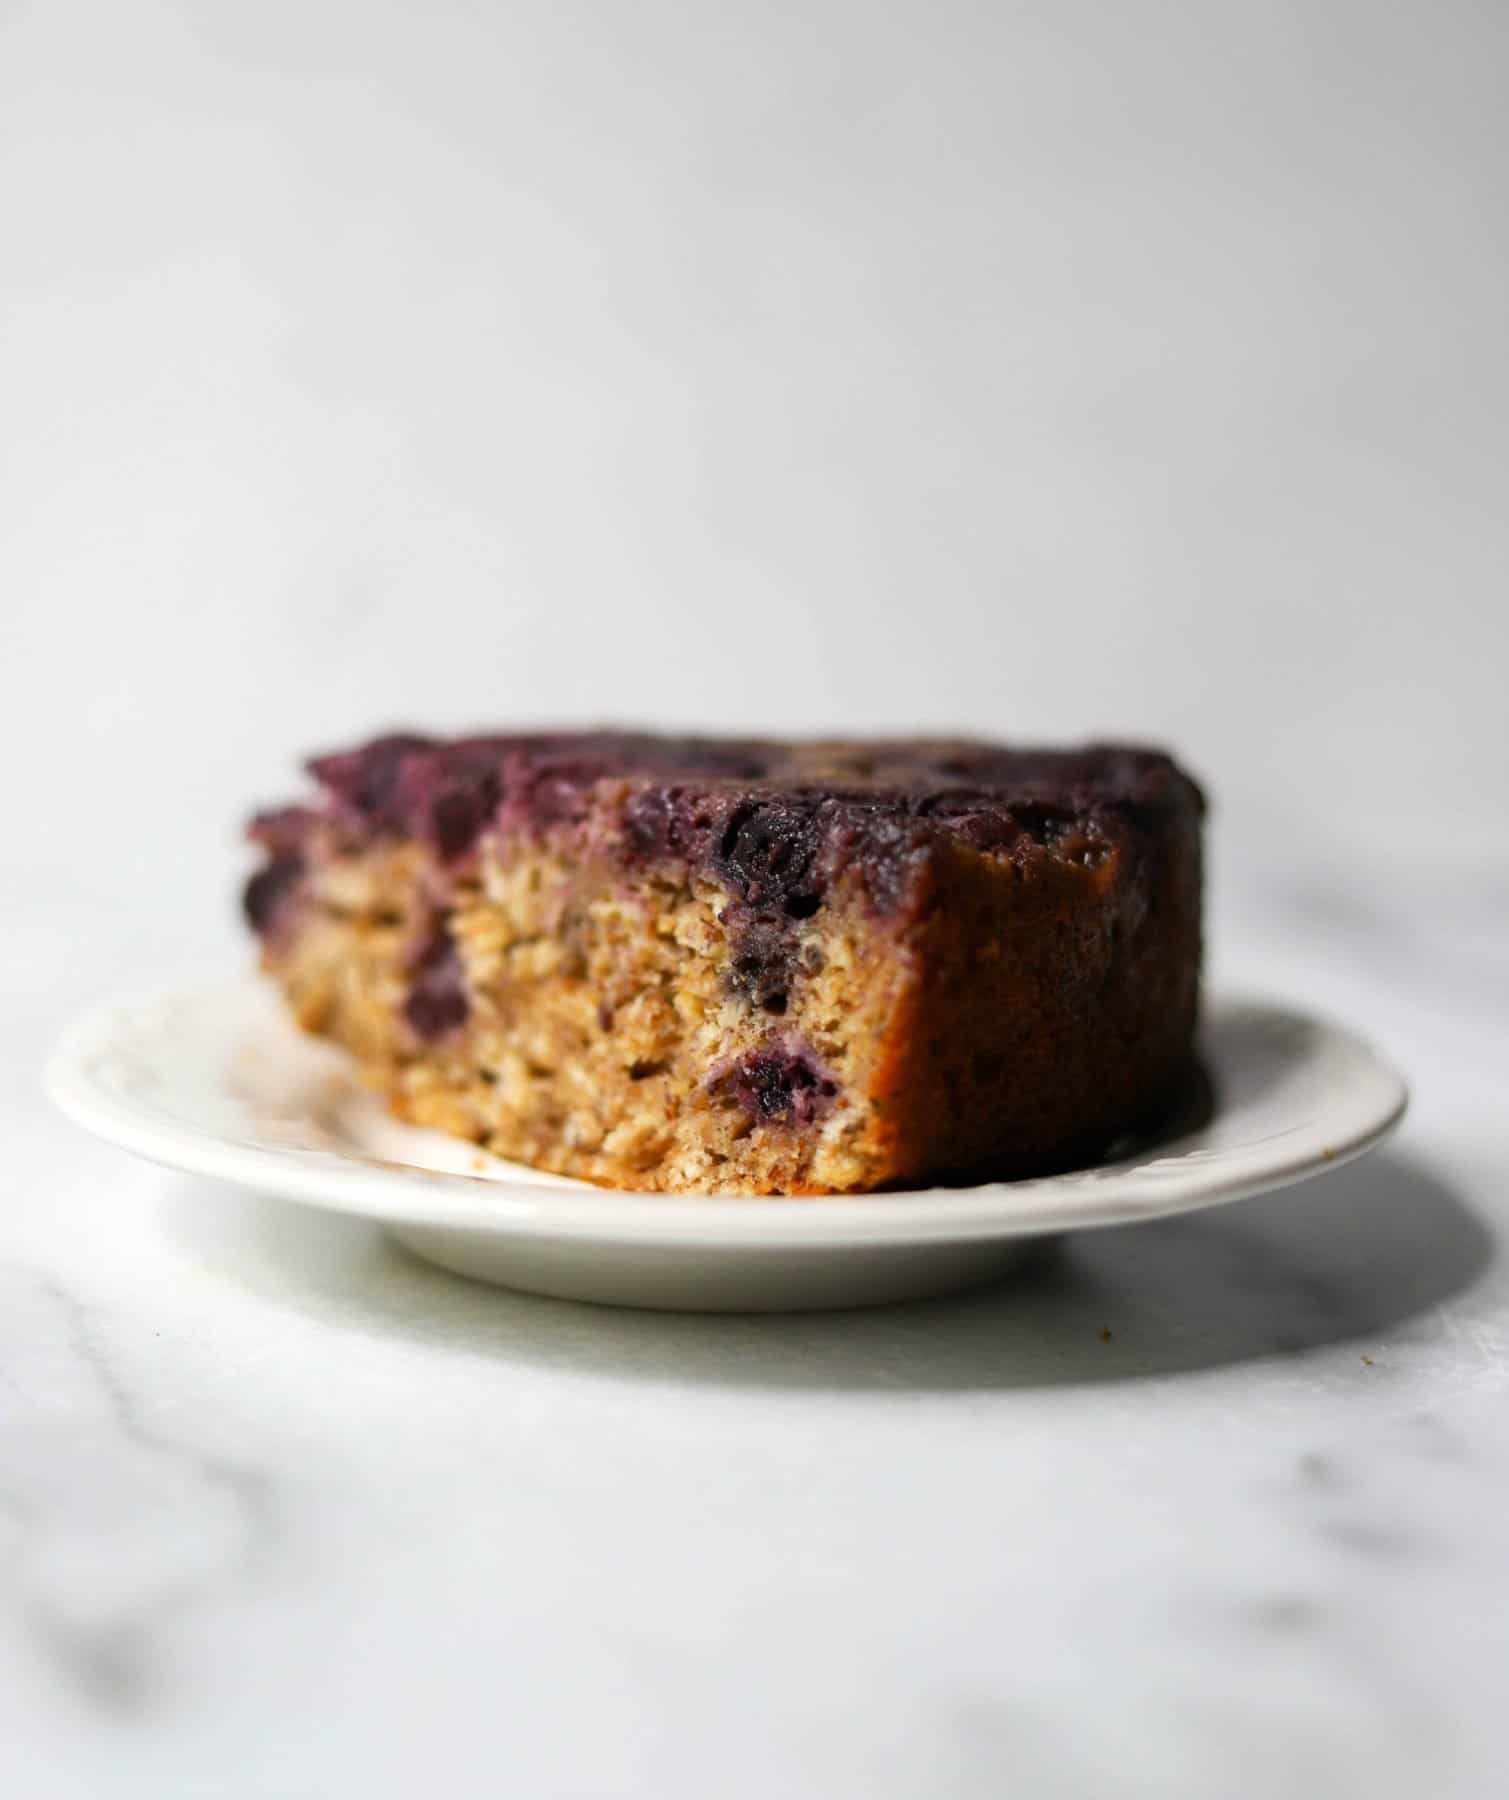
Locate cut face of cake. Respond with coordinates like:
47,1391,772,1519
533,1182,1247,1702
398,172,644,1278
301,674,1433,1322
243,732,1204,1194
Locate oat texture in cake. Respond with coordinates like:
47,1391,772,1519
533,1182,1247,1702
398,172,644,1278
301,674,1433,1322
244,732,1204,1194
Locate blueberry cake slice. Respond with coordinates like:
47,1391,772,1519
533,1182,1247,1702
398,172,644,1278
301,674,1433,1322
244,732,1203,1194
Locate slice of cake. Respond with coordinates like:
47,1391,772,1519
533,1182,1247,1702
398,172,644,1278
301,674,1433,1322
243,732,1203,1194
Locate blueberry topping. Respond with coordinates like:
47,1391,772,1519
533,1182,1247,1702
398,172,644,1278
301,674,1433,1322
264,731,1198,924
714,800,824,913
247,806,319,857
242,853,305,935
307,733,433,830
399,749,503,862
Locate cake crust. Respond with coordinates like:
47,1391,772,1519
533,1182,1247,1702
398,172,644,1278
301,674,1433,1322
244,731,1204,1194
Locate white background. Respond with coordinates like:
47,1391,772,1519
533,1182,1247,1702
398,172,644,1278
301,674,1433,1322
4,0,1507,921
3,3,1507,1796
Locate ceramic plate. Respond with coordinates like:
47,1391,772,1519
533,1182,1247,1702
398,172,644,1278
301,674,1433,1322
47,979,1407,1312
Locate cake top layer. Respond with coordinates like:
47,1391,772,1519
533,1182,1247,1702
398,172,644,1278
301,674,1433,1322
251,729,1202,915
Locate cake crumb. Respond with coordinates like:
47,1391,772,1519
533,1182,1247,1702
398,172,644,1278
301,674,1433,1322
247,729,1202,1194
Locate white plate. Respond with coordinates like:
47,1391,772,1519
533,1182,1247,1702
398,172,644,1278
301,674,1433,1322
47,979,1408,1312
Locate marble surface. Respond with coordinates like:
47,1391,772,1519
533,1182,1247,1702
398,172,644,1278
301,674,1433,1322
5,854,1507,1800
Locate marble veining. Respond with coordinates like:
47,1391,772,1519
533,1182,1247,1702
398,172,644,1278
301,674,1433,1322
0,1269,274,1714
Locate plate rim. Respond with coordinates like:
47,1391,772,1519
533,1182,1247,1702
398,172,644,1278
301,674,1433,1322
45,977,1409,1248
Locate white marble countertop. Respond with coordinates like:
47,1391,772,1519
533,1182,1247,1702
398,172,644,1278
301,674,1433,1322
3,851,1506,1800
